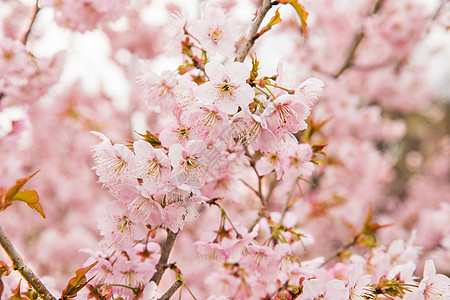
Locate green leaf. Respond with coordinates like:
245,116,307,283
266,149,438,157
61,262,98,299
11,190,45,219
136,130,161,148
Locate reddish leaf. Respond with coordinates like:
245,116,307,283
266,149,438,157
61,262,98,299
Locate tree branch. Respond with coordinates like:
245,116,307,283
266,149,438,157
150,229,178,285
333,0,385,78
22,0,41,45
236,0,273,63
158,280,183,300
0,225,57,300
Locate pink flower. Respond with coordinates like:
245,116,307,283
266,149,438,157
299,278,347,300
137,69,178,113
43,0,130,32
159,121,199,147
264,94,311,135
347,264,375,300
281,143,315,182
194,239,229,262
84,253,114,286
188,5,241,57
127,194,164,227
226,224,260,262
163,10,189,57
91,132,135,186
255,152,285,179
183,103,230,141
161,201,199,233
173,76,198,114
98,203,147,251
405,260,450,300
130,140,171,194
296,78,325,110
195,61,255,115
233,109,277,152
169,140,208,188
239,245,278,278
113,259,155,298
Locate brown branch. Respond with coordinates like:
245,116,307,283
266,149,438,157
150,229,178,285
333,0,385,78
22,0,41,45
236,0,273,63
0,225,57,300
158,280,183,300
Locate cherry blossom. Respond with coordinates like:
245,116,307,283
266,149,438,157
91,132,135,186
405,260,450,300
137,69,178,113
264,94,311,135
130,140,171,194
168,140,209,188
188,5,241,57
195,61,255,115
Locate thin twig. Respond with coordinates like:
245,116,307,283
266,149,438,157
279,177,299,223
320,235,359,267
158,280,183,300
333,0,385,78
240,179,262,199
236,0,273,62
0,225,57,300
22,0,41,45
150,229,178,285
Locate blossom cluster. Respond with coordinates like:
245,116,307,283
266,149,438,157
87,12,325,294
